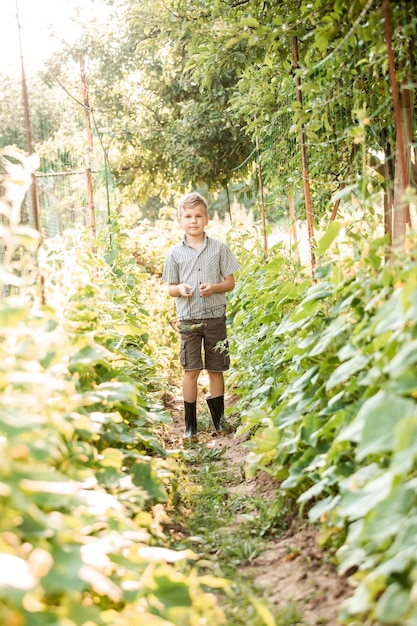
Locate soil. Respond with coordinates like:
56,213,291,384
162,387,353,626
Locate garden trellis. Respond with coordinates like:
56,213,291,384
248,0,416,251
3,38,114,238
33,62,114,238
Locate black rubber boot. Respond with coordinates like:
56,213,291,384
206,396,227,435
183,400,198,443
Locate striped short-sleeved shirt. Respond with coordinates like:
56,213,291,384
162,234,240,320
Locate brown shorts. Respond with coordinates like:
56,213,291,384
179,316,230,372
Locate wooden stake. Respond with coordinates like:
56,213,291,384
16,0,45,305
16,0,41,235
381,0,409,243
80,55,96,239
256,135,268,259
292,37,315,270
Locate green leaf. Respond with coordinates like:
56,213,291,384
0,305,28,327
130,459,167,502
114,323,148,336
70,344,112,368
42,545,86,594
373,291,404,333
355,392,417,460
337,544,367,576
375,583,410,622
309,317,346,356
308,495,340,522
298,478,329,503
62,597,103,626
384,339,417,376
361,484,414,544
80,381,137,406
100,448,124,469
391,416,417,474
249,427,280,453
239,17,260,28
325,354,370,391
152,574,192,609
316,222,342,256
338,470,393,520
301,282,334,304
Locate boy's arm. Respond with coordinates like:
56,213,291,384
199,274,235,297
168,283,194,298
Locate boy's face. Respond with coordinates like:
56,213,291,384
178,203,209,238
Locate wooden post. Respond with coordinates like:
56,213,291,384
330,183,345,223
256,135,268,259
79,55,96,239
381,0,409,244
16,0,41,235
292,36,315,270
16,0,45,305
382,134,394,246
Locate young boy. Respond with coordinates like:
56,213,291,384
162,191,240,443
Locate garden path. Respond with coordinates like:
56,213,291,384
162,389,352,625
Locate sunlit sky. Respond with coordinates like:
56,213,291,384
1,0,106,75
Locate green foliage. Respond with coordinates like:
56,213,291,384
0,149,227,625
228,220,417,624
0,75,68,151
4,0,415,228
55,0,254,203
58,0,412,222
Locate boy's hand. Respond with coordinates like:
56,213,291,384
179,284,194,297
199,283,213,297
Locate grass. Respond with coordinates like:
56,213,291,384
165,443,309,626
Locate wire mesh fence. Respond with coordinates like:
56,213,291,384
0,64,116,239
34,168,111,237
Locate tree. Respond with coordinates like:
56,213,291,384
5,0,415,240
61,0,255,204
167,0,416,242
0,73,63,151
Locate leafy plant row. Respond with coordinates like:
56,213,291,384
0,152,227,625
228,223,417,625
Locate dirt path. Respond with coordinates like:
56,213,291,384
163,389,352,625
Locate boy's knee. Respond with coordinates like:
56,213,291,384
208,370,224,379
184,369,200,380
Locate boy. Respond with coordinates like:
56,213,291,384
162,191,240,443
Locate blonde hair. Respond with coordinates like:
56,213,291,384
177,191,208,217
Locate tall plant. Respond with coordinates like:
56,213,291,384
227,208,417,622
0,149,228,625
